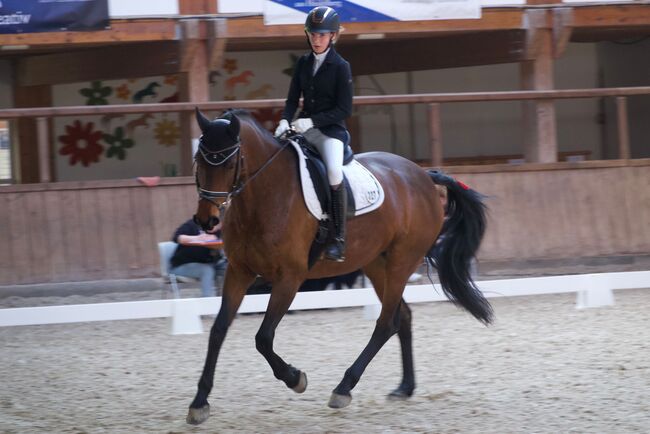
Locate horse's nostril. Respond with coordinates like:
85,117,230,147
208,216,220,227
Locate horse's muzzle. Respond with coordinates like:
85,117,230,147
193,214,220,231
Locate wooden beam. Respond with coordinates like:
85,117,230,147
0,20,177,47
180,20,202,72
13,84,52,183
520,24,557,164
552,8,574,58
36,117,51,183
523,9,549,60
573,4,650,28
428,104,443,168
616,97,631,160
207,19,228,71
179,0,217,14
16,42,180,86
179,40,209,176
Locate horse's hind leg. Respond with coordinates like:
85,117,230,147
364,259,416,400
388,301,415,399
187,267,256,425
255,281,308,393
329,259,411,409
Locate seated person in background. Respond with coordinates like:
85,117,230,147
170,218,226,297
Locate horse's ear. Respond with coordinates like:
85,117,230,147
195,107,211,133
228,114,240,140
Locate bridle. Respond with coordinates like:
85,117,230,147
194,132,291,211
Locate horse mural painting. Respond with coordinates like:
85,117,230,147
187,109,493,425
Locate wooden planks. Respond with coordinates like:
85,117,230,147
1,162,650,285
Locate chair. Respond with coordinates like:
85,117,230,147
158,241,181,298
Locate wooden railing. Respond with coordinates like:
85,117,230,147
1,86,649,182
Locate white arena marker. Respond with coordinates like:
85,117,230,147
170,299,204,335
363,303,381,320
576,273,615,309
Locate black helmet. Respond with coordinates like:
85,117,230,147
305,6,340,34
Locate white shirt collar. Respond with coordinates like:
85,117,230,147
312,48,330,74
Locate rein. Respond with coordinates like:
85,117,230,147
195,137,291,209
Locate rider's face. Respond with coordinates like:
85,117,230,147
309,32,334,54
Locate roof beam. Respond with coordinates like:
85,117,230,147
0,20,177,47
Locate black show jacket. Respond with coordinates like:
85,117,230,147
281,47,353,142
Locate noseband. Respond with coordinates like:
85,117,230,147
194,134,291,209
194,137,243,208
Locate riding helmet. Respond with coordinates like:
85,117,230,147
305,6,340,34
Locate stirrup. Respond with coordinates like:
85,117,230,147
324,239,346,262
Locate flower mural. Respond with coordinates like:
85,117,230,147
116,84,131,100
58,120,104,167
79,81,113,105
154,119,180,147
164,75,179,86
104,126,134,160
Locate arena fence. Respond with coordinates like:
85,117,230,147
1,271,648,334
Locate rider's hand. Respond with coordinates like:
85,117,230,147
292,118,314,134
274,119,290,137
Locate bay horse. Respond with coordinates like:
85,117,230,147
187,108,493,425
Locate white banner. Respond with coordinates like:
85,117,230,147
264,0,481,25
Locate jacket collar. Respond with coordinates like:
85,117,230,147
310,46,337,64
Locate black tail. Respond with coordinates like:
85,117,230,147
426,170,493,325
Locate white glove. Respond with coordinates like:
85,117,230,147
274,119,290,137
292,118,314,134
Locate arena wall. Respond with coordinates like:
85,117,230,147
0,160,648,285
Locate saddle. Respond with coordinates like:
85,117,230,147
286,134,384,267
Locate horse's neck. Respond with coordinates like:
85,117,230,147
237,126,295,213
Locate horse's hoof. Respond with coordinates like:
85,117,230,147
292,371,308,394
328,392,352,409
387,388,413,401
186,404,210,425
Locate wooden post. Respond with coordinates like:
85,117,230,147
616,96,630,159
521,10,558,163
36,117,51,183
428,103,442,167
178,20,210,176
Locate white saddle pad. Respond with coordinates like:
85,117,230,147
288,140,384,220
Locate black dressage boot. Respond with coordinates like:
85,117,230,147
325,183,347,262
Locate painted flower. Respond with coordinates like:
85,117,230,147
79,81,112,105
58,120,104,166
223,58,238,74
116,84,131,100
154,119,180,147
104,127,134,160
164,74,178,86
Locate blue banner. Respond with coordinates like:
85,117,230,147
0,0,109,34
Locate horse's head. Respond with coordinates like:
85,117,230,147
193,108,242,230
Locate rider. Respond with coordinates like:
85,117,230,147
274,6,353,262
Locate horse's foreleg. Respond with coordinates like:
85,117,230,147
329,281,405,409
255,284,307,393
187,268,255,425
389,300,415,399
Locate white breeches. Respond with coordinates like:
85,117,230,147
304,128,344,186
